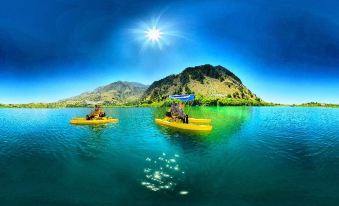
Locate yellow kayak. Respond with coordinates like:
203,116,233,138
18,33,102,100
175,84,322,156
164,117,211,124
155,118,212,131
70,117,118,125
189,118,211,124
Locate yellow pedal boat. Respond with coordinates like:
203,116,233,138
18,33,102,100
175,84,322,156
163,117,211,124
188,118,212,124
70,117,118,125
155,118,212,131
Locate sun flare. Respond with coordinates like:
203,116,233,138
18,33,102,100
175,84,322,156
132,15,183,50
145,27,162,42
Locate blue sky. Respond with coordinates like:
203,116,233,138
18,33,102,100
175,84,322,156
0,0,338,104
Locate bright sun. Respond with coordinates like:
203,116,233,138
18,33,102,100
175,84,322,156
145,27,161,42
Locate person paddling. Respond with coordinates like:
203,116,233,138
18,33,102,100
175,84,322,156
86,105,106,120
169,102,189,124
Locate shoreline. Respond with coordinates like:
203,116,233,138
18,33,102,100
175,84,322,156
0,105,338,109
1,99,338,109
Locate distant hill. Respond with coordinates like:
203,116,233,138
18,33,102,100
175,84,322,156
0,64,268,108
58,81,148,106
141,64,258,102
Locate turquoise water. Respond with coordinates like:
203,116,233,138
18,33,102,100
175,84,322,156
0,107,338,205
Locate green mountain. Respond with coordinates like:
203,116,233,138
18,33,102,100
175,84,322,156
58,81,148,106
141,64,258,102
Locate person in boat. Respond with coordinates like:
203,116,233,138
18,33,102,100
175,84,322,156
168,102,189,124
178,102,189,124
86,105,106,120
166,103,178,118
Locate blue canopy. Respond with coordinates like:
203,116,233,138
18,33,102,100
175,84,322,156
169,94,195,101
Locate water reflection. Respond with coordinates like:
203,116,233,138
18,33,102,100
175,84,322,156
141,153,185,192
87,124,107,132
77,126,112,160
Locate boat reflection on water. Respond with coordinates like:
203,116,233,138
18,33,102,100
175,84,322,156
76,124,116,160
141,152,187,194
88,124,110,133
73,121,118,134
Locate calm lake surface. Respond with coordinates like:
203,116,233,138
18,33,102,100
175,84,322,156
0,107,338,206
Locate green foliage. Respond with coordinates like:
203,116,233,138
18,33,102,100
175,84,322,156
139,95,277,108
179,73,190,85
299,102,339,108
190,96,274,106
184,85,193,94
174,86,183,95
190,70,205,84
